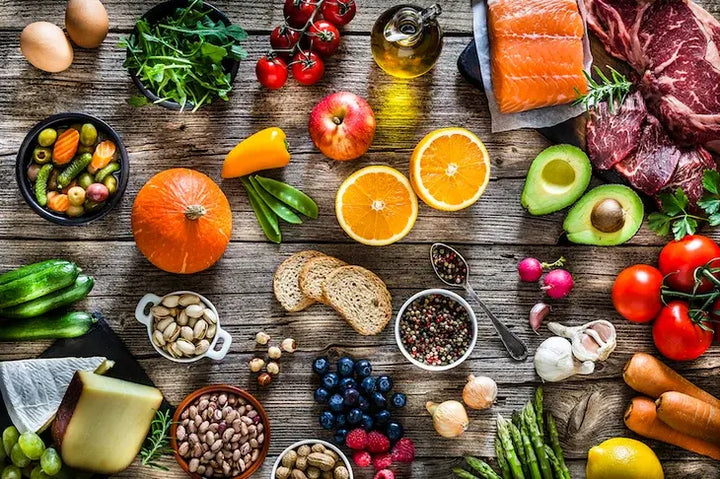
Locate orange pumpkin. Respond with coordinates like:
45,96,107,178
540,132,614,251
131,168,232,274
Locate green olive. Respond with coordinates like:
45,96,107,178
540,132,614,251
37,129,57,147
66,205,85,217
77,144,94,154
102,175,117,195
77,173,93,190
32,147,52,165
84,200,102,212
79,124,98,147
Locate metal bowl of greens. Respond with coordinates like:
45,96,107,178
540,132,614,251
121,0,247,112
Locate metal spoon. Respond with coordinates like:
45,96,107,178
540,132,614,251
430,243,529,361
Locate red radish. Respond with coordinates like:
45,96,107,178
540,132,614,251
542,269,574,299
518,256,565,282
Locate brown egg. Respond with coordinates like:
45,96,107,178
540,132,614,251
20,22,74,73
65,0,109,48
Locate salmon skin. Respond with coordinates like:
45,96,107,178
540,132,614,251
488,0,588,114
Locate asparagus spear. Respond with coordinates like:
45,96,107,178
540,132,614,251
497,415,526,479
494,437,512,479
509,415,530,478
467,457,503,479
546,413,570,479
454,468,481,479
544,445,565,479
519,417,543,479
523,404,553,479
534,387,545,438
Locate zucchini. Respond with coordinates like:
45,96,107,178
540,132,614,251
0,259,71,286
0,262,80,309
0,311,97,341
0,275,94,319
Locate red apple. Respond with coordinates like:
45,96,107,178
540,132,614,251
308,92,376,161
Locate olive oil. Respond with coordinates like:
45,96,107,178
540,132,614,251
370,4,443,79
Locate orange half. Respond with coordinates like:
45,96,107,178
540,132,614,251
335,165,418,246
410,128,491,211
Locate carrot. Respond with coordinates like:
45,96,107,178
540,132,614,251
624,396,720,460
623,353,720,409
47,193,70,213
656,391,720,445
52,128,80,165
89,140,116,173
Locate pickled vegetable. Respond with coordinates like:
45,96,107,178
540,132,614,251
27,164,41,182
67,186,86,206
33,164,53,207
102,175,117,195
77,172,93,189
32,148,51,165
57,153,92,189
37,128,57,147
79,123,97,146
94,162,119,183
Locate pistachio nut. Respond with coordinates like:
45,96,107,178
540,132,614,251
194,319,208,339
161,295,180,308
203,308,218,324
156,316,174,332
180,326,195,341
186,304,205,318
195,340,210,355
151,305,171,317
179,293,201,306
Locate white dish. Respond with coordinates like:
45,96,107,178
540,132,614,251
270,439,353,479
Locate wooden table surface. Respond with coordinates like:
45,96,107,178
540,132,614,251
1,1,720,477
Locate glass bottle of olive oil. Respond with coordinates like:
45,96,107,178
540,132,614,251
370,4,443,79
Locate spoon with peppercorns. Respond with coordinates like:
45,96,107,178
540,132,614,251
430,243,528,361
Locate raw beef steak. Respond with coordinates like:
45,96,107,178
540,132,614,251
662,146,717,204
587,91,647,169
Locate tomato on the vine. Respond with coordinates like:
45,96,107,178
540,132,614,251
291,51,325,85
283,0,316,28
256,56,288,90
306,20,341,56
659,235,720,293
612,264,663,323
270,25,301,60
652,301,714,361
321,0,357,26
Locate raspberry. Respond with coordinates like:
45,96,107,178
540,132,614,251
352,450,372,468
374,470,395,479
372,453,393,471
346,428,368,450
391,438,416,463
366,431,390,453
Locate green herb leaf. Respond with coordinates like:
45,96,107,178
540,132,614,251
703,170,720,195
698,196,720,215
648,212,673,237
140,409,173,470
200,43,227,63
574,66,633,112
672,216,698,241
708,213,720,227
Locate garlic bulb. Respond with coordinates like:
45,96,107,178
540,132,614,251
426,400,469,438
533,336,595,382
547,320,617,362
463,375,497,410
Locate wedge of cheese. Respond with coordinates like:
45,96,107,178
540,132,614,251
52,371,163,474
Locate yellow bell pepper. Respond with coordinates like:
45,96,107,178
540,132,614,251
221,127,290,179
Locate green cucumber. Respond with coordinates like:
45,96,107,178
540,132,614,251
34,164,54,207
0,311,97,341
0,262,80,309
0,260,71,286
57,153,92,189
94,162,120,183
0,275,94,319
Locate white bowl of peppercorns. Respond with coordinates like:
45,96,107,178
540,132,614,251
395,289,478,372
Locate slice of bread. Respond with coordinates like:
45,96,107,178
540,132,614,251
299,255,348,304
322,265,393,335
273,250,325,312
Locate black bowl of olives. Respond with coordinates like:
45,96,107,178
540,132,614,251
15,112,129,226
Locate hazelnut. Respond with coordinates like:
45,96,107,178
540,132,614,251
249,357,265,372
268,346,282,359
267,361,280,375
255,331,271,345
258,373,272,387
281,338,297,353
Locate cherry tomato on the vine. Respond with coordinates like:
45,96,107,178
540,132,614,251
283,0,316,28
321,0,357,26
652,301,714,361
612,264,664,323
270,25,301,60
256,55,288,90
306,20,341,56
291,51,325,85
658,235,720,293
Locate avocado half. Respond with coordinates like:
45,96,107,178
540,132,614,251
563,184,644,245
521,144,592,215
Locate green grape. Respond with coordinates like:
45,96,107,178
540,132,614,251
9,444,29,469
29,467,48,479
1,465,22,479
39,449,60,476
2,428,19,457
16,434,43,461
0,439,6,462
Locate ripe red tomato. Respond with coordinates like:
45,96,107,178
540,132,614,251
291,51,325,85
307,20,341,56
283,0,316,28
612,264,664,323
270,25,301,60
652,301,714,361
256,56,288,90
659,235,720,293
321,0,357,26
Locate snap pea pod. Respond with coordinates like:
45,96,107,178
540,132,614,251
94,162,120,183
254,175,318,219
34,164,53,206
57,153,92,189
248,176,302,225
241,178,281,244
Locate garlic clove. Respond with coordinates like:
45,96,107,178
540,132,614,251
533,336,595,382
547,320,617,363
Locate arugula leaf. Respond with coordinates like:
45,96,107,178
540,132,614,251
200,43,227,63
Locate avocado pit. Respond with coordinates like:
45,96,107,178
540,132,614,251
591,198,625,233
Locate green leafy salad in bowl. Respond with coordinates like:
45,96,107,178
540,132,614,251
120,0,247,112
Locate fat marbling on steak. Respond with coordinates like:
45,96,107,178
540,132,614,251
662,145,716,204
587,91,647,169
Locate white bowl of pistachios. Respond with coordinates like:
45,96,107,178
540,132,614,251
135,291,232,363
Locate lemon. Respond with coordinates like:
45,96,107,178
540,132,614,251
586,438,664,479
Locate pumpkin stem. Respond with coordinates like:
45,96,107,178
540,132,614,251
185,205,207,220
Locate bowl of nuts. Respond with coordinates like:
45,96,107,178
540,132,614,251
171,385,270,479
135,291,232,362
271,439,353,479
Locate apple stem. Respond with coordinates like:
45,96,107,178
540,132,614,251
333,116,342,125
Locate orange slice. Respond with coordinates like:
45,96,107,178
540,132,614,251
410,127,491,211
335,165,418,246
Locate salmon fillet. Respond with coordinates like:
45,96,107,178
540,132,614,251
488,0,588,114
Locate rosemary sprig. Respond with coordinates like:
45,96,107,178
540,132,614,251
140,408,174,470
574,65,632,112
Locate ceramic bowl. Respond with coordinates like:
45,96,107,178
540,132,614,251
15,112,129,226
135,291,232,363
395,288,478,372
170,385,270,479
270,439,353,479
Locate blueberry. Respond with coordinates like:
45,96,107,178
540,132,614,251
343,388,360,407
386,421,404,442
328,394,345,413
391,392,407,408
313,357,330,375
360,376,376,395
357,395,370,412
374,409,391,426
361,414,374,431
314,387,330,404
335,413,347,427
370,391,387,409
338,377,357,392
334,428,348,444
322,373,339,390
376,375,393,393
347,408,362,425
354,359,372,378
337,357,355,377
319,411,336,430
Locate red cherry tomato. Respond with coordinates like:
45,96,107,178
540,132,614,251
270,25,301,60
306,20,341,56
291,51,325,85
321,0,357,26
652,301,714,361
283,0,316,28
659,235,720,293
612,264,664,323
256,56,288,90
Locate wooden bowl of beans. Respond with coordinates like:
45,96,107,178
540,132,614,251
171,385,271,479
